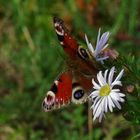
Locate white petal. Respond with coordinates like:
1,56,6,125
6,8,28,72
94,103,103,119
85,34,89,45
92,79,101,89
97,73,104,86
101,97,106,112
110,92,125,103
85,34,95,54
99,111,104,122
108,96,115,112
108,66,115,85
104,69,108,83
89,43,95,54
110,92,121,101
119,98,125,102
92,96,101,108
90,96,100,109
111,98,121,109
93,98,103,114
113,69,124,83
104,97,108,112
98,71,107,85
89,90,99,99
118,93,125,97
112,89,120,92
111,81,122,87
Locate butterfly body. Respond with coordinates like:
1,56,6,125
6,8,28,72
42,17,98,111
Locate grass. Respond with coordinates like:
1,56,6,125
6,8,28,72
0,0,140,140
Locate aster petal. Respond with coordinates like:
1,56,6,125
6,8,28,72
96,28,101,48
93,98,103,114
104,69,108,83
96,56,109,61
92,96,101,108
113,69,124,83
108,96,115,112
102,43,109,51
118,93,125,97
94,103,103,119
98,71,107,85
94,100,104,120
99,32,110,48
108,66,115,85
92,79,101,89
90,96,100,109
97,73,104,86
85,34,95,54
112,89,120,92
99,111,105,122
105,97,108,112
89,90,99,99
95,31,110,55
100,97,106,112
110,92,123,103
111,97,121,109
119,98,125,102
111,81,122,87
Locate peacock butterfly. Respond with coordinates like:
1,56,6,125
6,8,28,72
42,17,98,111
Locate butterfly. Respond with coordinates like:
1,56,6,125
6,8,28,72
42,17,98,111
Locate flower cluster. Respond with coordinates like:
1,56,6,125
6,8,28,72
86,29,126,122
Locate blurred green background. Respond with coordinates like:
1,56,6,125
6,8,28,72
0,0,140,140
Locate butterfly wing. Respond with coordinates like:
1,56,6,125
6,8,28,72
53,17,98,76
42,71,88,111
42,17,98,111
53,17,78,58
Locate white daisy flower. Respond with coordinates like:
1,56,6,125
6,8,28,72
85,28,110,62
89,67,125,122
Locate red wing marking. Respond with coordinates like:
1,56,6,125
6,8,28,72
42,72,72,111
53,17,78,58
55,72,72,105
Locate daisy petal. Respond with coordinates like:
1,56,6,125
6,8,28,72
97,73,104,86
111,98,121,109
89,90,99,99
104,69,108,83
111,81,122,87
93,98,103,114
104,97,108,112
98,71,107,85
118,93,125,97
108,66,115,85
108,96,114,112
113,69,124,83
99,111,104,122
92,79,101,89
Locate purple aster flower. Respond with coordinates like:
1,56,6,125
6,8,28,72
85,28,110,62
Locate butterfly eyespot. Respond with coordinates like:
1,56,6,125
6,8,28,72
78,46,90,60
74,89,84,99
72,85,87,104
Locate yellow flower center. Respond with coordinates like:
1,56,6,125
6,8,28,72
99,84,111,97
